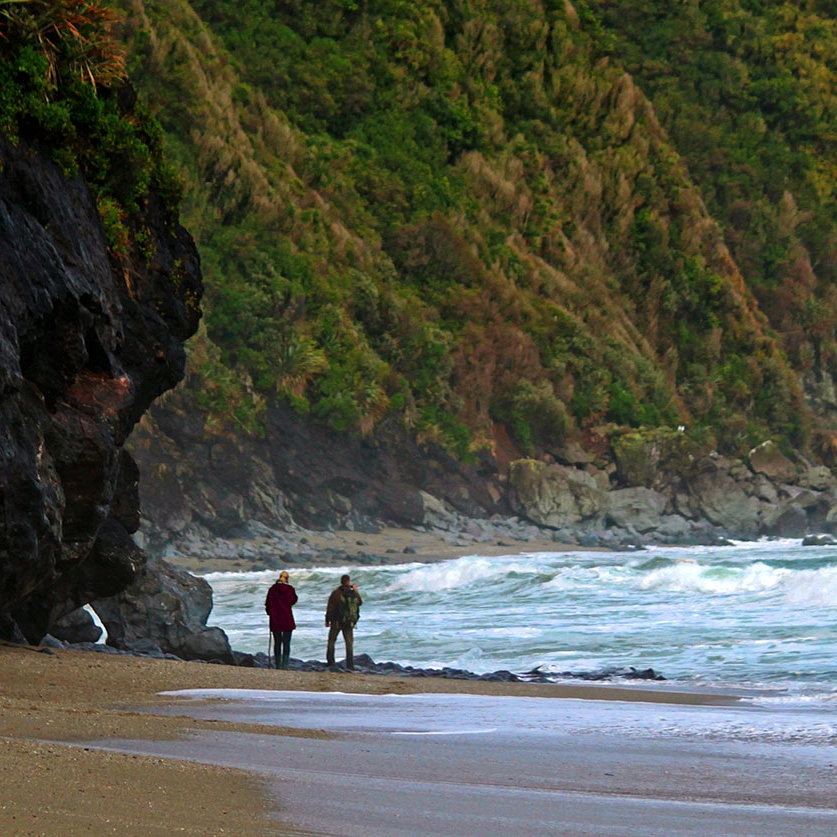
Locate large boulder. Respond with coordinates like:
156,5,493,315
508,460,608,528
760,503,808,538
685,457,759,537
823,504,837,535
93,554,233,663
800,465,837,492
748,441,798,484
610,427,699,489
50,607,103,644
419,490,460,530
607,487,668,533
653,514,695,542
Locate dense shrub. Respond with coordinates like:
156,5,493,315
0,1,181,252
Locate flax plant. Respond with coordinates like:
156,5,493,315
0,0,125,92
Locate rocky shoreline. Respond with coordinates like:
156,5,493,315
132,403,837,569
131,435,837,583
48,509,837,666
150,519,597,574
37,633,667,685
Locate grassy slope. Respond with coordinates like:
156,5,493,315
115,0,816,462
586,0,837,454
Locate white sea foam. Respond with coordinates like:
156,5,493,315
636,560,788,594
155,688,837,746
780,566,837,606
383,554,556,592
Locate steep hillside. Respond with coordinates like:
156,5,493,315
585,0,837,456
98,0,837,552
115,0,808,460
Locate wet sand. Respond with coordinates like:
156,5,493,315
3,643,836,835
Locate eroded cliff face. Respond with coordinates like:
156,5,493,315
130,396,837,560
0,132,201,643
129,395,509,551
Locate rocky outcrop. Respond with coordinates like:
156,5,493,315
506,460,608,528
128,389,837,560
506,432,837,546
50,607,103,645
0,129,203,646
748,440,798,484
606,487,668,533
128,397,510,550
93,554,233,663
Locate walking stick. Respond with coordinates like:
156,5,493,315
268,631,273,669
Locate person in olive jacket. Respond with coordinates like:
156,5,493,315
325,573,362,670
265,570,298,669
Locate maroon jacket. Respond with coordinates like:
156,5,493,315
265,582,298,632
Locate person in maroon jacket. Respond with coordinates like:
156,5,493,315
265,570,298,669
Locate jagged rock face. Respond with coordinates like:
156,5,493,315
507,460,608,528
129,398,509,544
0,134,202,643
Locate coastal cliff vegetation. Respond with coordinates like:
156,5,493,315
16,0,837,465
0,0,184,253
110,0,837,464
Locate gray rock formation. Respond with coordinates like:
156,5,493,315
607,487,668,533
507,460,608,528
500,437,837,546
748,440,798,484
129,398,837,558
129,397,510,546
50,607,103,645
94,554,233,663
687,456,759,536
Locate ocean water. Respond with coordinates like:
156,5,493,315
96,538,837,835
203,539,837,706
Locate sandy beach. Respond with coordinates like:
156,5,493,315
3,641,836,835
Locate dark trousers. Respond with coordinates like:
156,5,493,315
272,630,292,668
326,623,354,669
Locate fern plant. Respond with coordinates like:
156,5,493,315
0,1,185,254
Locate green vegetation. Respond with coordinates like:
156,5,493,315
94,2,837,458
0,0,182,252
585,0,837,447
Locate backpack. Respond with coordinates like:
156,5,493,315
337,589,360,627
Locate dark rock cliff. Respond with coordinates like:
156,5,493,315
0,131,203,645
130,399,837,562
129,394,509,550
